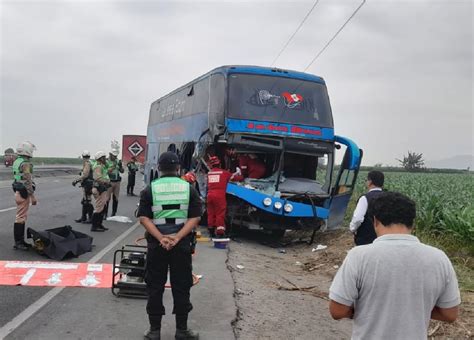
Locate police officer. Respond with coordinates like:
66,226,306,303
91,151,110,232
105,150,124,217
137,151,201,340
12,141,37,250
73,150,94,223
126,156,139,196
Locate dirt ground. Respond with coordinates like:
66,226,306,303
227,230,473,340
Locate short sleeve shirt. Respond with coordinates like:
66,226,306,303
329,234,460,340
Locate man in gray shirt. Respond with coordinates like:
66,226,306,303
329,192,460,340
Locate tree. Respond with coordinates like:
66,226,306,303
397,151,425,171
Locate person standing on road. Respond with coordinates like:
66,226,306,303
91,151,110,232
126,156,139,196
349,170,384,245
329,191,460,340
72,150,94,223
105,150,124,216
11,141,37,250
206,156,237,238
137,151,201,340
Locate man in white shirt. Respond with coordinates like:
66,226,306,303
329,191,460,340
349,170,384,245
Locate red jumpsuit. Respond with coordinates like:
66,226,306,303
233,155,266,181
207,167,232,232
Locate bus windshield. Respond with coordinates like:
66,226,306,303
228,73,333,127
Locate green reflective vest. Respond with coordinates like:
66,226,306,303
93,161,109,181
107,159,121,181
12,156,32,182
151,176,190,225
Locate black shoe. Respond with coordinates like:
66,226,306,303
144,329,161,340
98,212,109,230
83,217,92,224
13,242,29,251
90,227,105,232
175,329,199,340
75,217,85,223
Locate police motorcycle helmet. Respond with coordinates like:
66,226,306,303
95,151,107,160
16,141,36,158
82,150,91,158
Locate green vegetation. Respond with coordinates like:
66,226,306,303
348,171,474,290
0,156,82,165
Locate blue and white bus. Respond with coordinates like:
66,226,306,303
145,65,362,235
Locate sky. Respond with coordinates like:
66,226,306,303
0,0,472,166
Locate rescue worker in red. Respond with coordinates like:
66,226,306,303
232,153,266,181
206,156,235,238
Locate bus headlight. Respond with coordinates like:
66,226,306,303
263,197,272,207
274,201,283,210
284,203,293,213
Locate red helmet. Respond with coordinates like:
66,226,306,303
182,171,197,184
208,156,221,168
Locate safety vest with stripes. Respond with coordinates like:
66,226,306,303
151,176,190,226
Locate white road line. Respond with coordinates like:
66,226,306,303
0,207,16,213
0,221,141,339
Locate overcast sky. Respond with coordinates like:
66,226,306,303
0,0,472,166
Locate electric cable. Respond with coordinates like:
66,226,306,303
304,0,366,71
271,0,320,66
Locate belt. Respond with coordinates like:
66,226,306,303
156,223,185,235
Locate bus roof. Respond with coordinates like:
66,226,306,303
151,65,326,105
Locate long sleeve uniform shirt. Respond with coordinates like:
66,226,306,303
349,187,382,233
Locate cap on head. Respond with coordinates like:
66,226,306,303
82,150,91,157
95,151,107,160
158,151,180,166
110,150,119,157
16,141,36,157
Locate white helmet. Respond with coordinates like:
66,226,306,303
16,141,36,157
95,151,107,160
110,149,120,157
82,150,91,157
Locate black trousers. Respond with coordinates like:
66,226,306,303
145,235,193,316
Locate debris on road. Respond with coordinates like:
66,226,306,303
312,244,327,252
236,265,245,270
106,216,133,223
278,249,286,254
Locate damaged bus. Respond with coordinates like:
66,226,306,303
145,65,362,236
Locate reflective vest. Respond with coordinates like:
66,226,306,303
93,161,109,181
107,159,121,181
151,177,190,225
12,156,31,182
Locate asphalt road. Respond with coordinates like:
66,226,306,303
0,175,235,340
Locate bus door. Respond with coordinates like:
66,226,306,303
326,136,362,230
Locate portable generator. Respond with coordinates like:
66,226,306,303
112,244,147,298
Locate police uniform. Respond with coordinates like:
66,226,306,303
127,159,138,196
11,141,37,250
91,152,110,232
137,151,201,340
106,155,124,216
73,155,94,223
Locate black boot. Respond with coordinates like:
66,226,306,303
13,223,30,250
98,211,109,230
84,203,93,224
175,314,199,340
112,198,118,217
75,203,87,223
144,315,162,340
131,186,136,196
90,213,105,232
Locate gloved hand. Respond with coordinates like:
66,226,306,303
235,167,242,176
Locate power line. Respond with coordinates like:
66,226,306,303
271,0,320,67
304,0,366,71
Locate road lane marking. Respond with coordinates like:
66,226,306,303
0,207,16,213
0,221,141,339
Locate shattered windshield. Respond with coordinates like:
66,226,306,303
228,73,333,127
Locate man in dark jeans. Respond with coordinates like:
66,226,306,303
349,170,384,245
137,151,201,340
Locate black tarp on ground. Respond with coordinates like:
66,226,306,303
27,225,93,261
